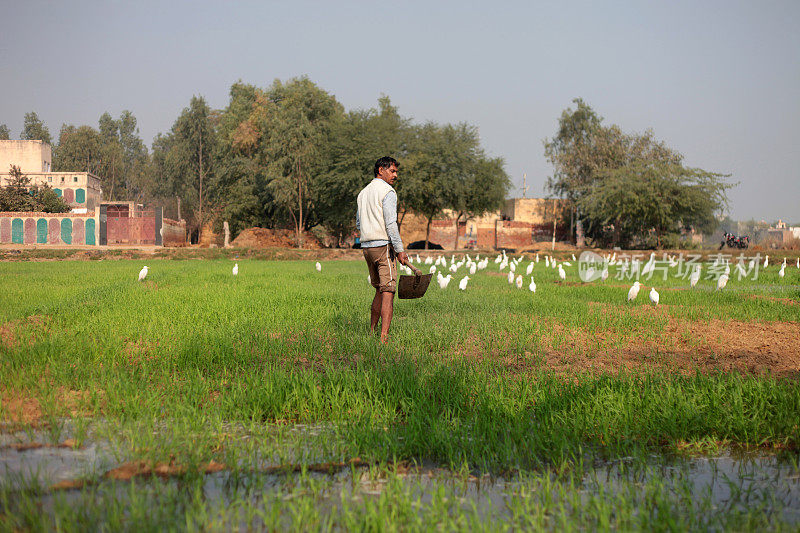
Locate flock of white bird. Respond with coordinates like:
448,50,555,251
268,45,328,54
135,251,797,307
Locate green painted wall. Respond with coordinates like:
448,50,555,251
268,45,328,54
11,218,23,244
36,219,47,244
61,219,72,245
85,219,96,245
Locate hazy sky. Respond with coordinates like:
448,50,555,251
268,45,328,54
2,1,798,222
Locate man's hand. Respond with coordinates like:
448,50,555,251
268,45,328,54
397,252,410,266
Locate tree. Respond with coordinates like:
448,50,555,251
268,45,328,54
0,165,69,212
150,96,217,240
209,82,272,237
576,162,731,248
544,99,723,248
259,78,344,246
53,124,104,174
0,124,9,140
402,122,510,249
94,111,149,201
21,112,51,145
316,96,411,244
544,98,602,241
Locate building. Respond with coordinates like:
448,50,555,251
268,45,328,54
0,140,186,246
397,198,571,250
0,140,103,213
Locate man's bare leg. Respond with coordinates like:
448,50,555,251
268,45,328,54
370,289,381,334
379,291,394,343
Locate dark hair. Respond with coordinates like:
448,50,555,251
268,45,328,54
374,156,399,177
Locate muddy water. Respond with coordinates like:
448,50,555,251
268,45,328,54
2,423,799,524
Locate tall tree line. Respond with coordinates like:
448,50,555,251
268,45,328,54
4,77,511,244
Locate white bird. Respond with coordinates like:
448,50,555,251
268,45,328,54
796,258,799,269
438,274,452,289
232,263,238,276
627,281,641,302
717,274,729,291
315,262,322,272
689,267,701,288
138,265,148,282
558,264,566,281
429,265,437,274
649,287,659,306
469,263,477,275
764,255,769,268
564,261,572,267
515,274,523,289
425,256,433,265
509,262,516,273
779,265,785,278
571,253,576,261
367,274,371,284
507,271,515,284
526,263,534,276
528,277,537,293
535,253,540,263
415,254,421,263
458,276,470,290
601,267,609,281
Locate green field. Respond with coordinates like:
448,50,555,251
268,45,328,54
1,252,799,531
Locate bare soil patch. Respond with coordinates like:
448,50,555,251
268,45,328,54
232,228,322,249
0,388,102,426
532,313,800,377
0,315,46,349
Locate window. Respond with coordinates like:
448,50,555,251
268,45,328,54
74,176,78,182
61,177,64,183
48,176,52,182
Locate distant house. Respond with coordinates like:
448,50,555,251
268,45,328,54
397,197,570,250
0,140,103,213
0,140,185,246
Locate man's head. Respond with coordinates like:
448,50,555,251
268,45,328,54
374,156,399,186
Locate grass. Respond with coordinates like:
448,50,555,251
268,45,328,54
1,252,799,530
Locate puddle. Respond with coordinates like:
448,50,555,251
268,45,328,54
2,422,799,526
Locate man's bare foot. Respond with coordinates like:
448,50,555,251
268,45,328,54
380,335,388,344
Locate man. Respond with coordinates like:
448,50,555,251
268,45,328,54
356,156,413,343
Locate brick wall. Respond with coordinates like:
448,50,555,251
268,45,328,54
496,221,533,250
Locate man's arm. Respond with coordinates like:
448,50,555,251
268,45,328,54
382,191,410,265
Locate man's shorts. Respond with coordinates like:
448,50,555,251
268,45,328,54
363,245,397,293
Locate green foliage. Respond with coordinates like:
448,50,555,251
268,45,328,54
259,77,345,244
545,99,732,248
316,96,411,242
0,123,10,140
403,122,510,247
576,162,731,247
53,124,103,173
150,96,217,234
0,165,70,212
53,111,149,202
20,111,51,144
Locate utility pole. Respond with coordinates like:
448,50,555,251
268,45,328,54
521,173,528,198
551,198,557,251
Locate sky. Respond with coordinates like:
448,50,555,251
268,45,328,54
1,0,798,222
